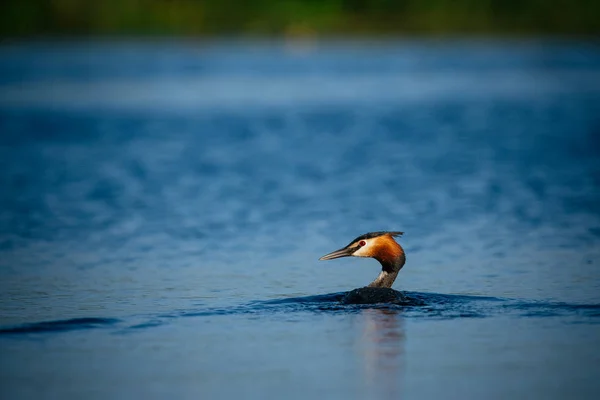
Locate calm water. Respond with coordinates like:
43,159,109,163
1,39,600,399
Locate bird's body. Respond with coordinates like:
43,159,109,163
341,287,407,305
319,231,407,304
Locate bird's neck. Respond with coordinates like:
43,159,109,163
367,249,406,289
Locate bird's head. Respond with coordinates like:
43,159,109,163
319,231,404,264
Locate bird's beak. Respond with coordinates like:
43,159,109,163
319,246,354,261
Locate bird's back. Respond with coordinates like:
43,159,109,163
341,287,408,305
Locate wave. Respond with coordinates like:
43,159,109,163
0,317,121,335
2,292,598,336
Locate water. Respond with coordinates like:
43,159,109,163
1,39,600,399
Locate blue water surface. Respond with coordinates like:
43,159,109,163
0,39,600,399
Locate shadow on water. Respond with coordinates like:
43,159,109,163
2,292,599,336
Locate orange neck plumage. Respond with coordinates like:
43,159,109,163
367,235,406,288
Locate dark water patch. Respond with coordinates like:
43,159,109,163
0,317,120,335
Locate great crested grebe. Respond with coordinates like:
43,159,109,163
319,231,407,304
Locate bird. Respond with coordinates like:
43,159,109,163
319,231,407,304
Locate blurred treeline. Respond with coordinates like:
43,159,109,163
1,0,598,37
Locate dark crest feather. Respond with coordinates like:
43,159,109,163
348,231,403,246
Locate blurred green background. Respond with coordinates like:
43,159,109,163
1,0,598,37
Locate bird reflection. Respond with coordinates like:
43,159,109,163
358,308,406,399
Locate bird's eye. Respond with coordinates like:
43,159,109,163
359,240,366,247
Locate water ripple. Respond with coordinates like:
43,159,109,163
3,293,598,336
0,317,120,335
